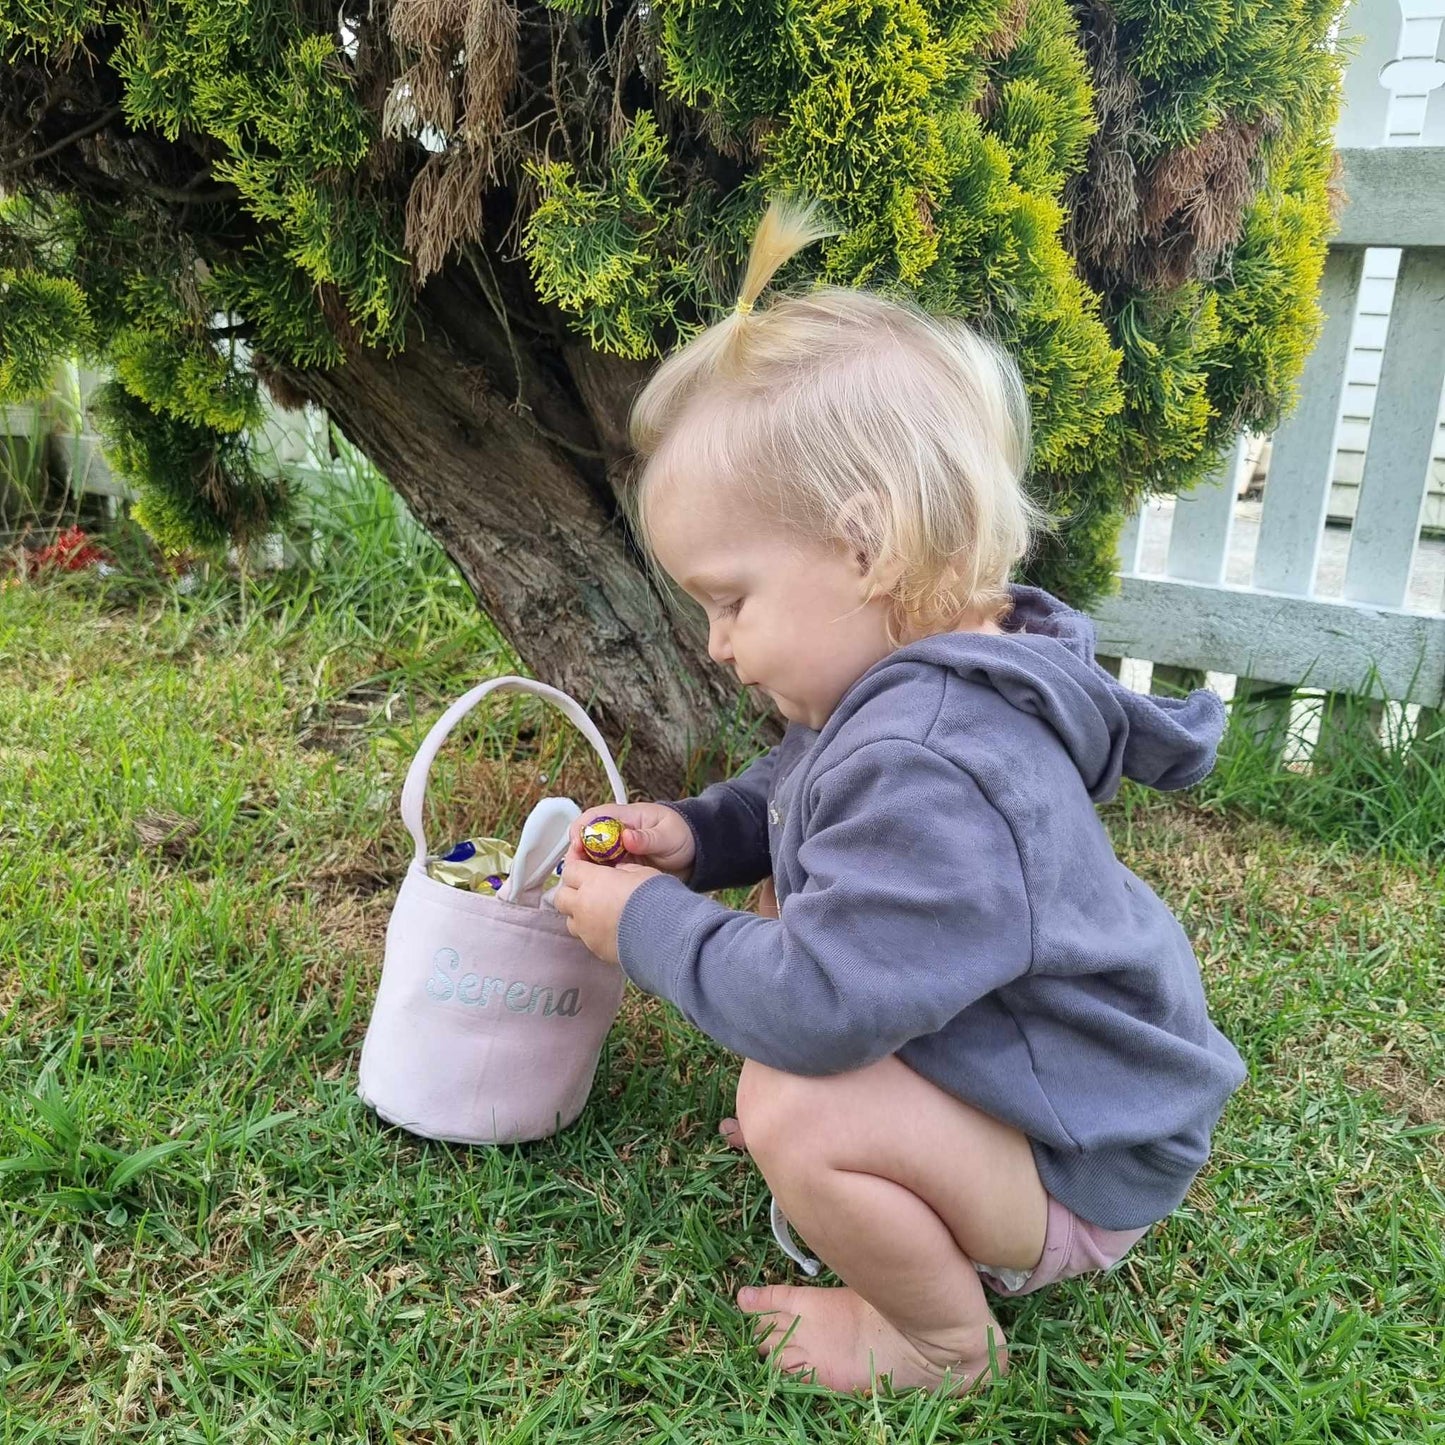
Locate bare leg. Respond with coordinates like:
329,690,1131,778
718,884,773,1149
719,883,771,1149
732,1053,1049,1395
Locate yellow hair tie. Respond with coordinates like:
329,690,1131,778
735,298,754,315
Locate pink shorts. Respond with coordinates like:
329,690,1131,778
976,1195,1151,1298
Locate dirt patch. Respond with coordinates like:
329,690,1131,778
134,810,200,858
1117,799,1438,925
297,684,405,752
313,890,392,960
1346,1058,1445,1129
308,862,399,900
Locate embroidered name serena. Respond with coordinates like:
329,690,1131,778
425,948,583,1016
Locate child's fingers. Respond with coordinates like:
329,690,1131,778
621,825,658,855
559,857,595,889
573,806,691,875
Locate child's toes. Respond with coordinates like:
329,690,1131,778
736,1285,796,1352
719,1116,748,1151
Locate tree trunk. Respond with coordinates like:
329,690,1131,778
280,303,775,798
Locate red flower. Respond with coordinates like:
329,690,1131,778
30,526,107,573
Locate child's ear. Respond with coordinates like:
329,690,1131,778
834,496,905,611
834,493,885,578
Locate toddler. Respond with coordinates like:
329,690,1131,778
553,201,1245,1396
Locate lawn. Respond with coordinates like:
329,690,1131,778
2,520,1442,1442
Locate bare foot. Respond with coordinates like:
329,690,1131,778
719,1116,747,1151
737,1283,1006,1395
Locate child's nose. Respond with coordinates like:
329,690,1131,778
708,620,734,665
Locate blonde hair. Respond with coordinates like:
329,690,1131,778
628,198,1042,640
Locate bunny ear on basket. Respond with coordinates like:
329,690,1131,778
497,797,581,905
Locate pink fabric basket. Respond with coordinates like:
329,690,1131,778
356,677,628,1145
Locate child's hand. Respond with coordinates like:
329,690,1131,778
568,802,695,880
553,859,660,966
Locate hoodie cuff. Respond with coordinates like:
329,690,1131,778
616,872,720,1001
656,799,708,891
662,793,768,893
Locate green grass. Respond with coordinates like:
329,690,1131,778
1,367,90,543
1193,684,1445,866
2,501,1443,1441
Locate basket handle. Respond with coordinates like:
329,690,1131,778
400,676,628,863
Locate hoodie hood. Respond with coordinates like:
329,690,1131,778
860,585,1225,802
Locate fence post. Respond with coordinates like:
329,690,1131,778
1240,246,1367,752
1097,505,1146,680
1152,438,1248,698
1414,568,1445,772
1341,248,1445,610
1318,246,1445,762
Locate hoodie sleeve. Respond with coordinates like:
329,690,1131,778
617,738,1033,1075
661,746,780,893
1113,685,1227,792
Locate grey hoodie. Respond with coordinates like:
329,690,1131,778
616,586,1246,1230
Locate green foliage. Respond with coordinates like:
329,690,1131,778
1116,0,1233,86
1206,93,1341,438
1115,0,1342,150
0,268,91,400
0,0,104,57
210,248,347,371
524,112,706,359
93,382,286,554
108,327,263,435
1199,691,1445,863
113,9,407,348
1027,0,1346,567
0,0,1346,603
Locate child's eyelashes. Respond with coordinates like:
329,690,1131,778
716,599,743,618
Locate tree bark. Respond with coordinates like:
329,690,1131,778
280,316,776,799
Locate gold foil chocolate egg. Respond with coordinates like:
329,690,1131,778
580,815,626,865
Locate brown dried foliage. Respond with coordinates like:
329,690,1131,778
462,0,519,139
193,453,232,512
387,54,458,137
1064,1,1147,278
136,810,201,857
1347,1058,1445,1128
981,0,1033,61
389,0,468,52
253,355,314,413
1136,117,1266,282
1066,2,1270,291
405,147,490,281
386,0,520,283
1325,148,1347,224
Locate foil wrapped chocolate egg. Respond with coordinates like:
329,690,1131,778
426,837,513,891
580,815,627,865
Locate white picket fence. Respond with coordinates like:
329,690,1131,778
1091,0,1445,742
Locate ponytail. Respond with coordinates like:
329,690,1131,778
629,196,835,455
733,198,836,317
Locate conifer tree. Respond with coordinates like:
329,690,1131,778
0,1,1345,790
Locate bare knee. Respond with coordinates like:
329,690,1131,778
735,1057,851,1168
